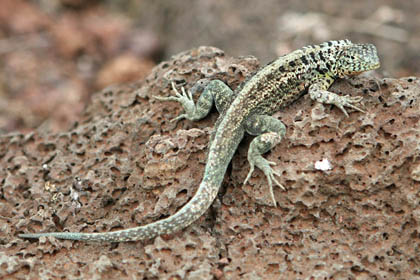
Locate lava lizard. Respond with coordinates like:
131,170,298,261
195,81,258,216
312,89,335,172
19,39,380,242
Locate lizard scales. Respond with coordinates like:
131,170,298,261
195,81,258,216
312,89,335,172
19,39,380,242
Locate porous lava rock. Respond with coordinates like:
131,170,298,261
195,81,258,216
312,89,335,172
1,47,419,279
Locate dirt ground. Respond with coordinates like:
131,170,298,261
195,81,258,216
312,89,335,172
1,0,420,279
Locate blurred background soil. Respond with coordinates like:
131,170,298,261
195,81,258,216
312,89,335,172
0,0,419,134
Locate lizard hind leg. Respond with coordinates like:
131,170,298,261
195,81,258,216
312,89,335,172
243,114,287,206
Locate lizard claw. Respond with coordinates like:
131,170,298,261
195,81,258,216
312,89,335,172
170,114,187,122
154,82,197,122
244,156,285,206
243,164,254,186
335,94,365,117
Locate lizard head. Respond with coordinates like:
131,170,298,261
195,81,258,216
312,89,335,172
336,43,380,78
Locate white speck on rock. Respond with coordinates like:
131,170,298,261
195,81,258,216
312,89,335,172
315,158,332,171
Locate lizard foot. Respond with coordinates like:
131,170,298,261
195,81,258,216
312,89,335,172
243,155,285,206
154,82,196,122
333,94,365,117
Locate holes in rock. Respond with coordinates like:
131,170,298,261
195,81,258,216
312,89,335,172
267,263,280,273
293,115,303,122
52,214,61,228
185,244,195,251
374,255,384,261
159,248,173,256
385,184,396,191
351,265,364,273
378,128,393,139
176,189,188,199
110,167,120,174
101,195,115,207
37,143,56,153
104,90,114,97
111,188,126,198
105,146,124,156
330,252,339,260
228,66,237,74
302,192,314,199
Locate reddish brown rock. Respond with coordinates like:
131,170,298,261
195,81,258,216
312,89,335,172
1,47,419,279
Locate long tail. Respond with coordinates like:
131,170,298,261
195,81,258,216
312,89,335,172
19,128,243,242
19,180,218,242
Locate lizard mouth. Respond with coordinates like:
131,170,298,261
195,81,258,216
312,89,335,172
370,61,381,70
347,61,380,77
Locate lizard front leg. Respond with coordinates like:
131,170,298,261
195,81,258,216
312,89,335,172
243,114,286,206
309,76,365,117
154,79,234,121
